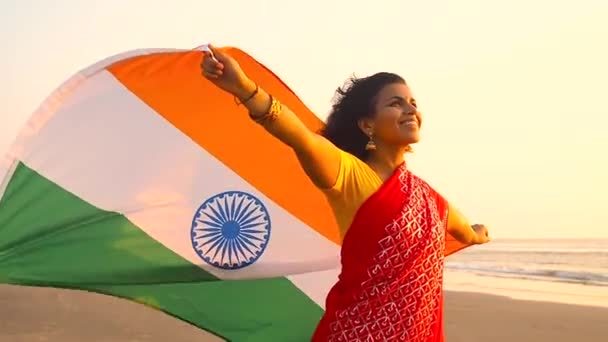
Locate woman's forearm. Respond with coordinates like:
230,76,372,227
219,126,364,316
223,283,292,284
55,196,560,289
447,203,479,244
234,78,317,151
234,79,272,117
232,78,342,189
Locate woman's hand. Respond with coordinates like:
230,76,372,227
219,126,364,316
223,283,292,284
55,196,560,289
471,224,490,244
200,44,256,99
447,204,491,245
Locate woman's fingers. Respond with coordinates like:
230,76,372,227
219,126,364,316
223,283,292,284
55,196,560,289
202,69,223,79
201,52,224,79
202,69,218,79
201,64,223,78
207,44,221,61
202,52,223,68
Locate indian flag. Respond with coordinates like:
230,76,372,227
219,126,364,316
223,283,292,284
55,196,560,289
0,45,343,341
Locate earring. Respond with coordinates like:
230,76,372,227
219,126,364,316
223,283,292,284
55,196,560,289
365,133,377,151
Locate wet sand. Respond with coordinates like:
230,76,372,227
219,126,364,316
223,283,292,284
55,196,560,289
1,285,606,341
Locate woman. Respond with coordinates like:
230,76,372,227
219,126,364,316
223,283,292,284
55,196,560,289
201,45,489,342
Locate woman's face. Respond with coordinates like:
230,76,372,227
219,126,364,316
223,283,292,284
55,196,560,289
365,82,422,147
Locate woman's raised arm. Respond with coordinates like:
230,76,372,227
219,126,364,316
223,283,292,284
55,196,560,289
201,45,341,189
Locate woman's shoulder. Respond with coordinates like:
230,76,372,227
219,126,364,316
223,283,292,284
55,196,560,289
326,149,381,194
338,149,375,175
321,149,383,236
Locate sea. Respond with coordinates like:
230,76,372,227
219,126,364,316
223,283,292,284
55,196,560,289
443,238,608,307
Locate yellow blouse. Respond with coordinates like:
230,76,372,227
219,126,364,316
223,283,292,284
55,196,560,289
322,150,383,238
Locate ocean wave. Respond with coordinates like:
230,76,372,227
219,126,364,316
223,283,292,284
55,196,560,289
465,247,608,254
445,262,608,286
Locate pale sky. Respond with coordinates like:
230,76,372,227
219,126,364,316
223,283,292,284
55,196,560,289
1,0,607,238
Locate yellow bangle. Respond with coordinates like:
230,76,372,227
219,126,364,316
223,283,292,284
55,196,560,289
249,95,282,125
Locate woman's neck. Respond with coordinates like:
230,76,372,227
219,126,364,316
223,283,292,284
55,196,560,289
365,145,407,181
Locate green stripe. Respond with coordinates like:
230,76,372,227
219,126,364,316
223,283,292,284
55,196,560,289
0,162,323,341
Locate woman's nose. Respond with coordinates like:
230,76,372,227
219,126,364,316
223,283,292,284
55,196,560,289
403,104,417,114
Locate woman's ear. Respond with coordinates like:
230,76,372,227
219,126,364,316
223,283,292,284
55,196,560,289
357,118,375,137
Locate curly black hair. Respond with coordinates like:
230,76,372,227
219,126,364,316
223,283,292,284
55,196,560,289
320,72,407,160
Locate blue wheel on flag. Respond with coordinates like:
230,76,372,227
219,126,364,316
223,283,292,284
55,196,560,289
190,190,271,270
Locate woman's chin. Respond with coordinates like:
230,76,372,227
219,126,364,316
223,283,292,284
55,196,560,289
401,134,420,145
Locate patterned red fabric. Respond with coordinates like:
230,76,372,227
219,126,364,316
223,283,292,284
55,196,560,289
312,164,470,341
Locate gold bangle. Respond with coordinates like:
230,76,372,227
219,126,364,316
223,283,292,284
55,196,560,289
249,95,282,125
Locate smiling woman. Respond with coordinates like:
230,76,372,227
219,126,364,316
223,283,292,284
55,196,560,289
201,45,490,341
321,72,418,163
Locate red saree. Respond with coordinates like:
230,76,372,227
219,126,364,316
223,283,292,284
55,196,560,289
312,163,470,342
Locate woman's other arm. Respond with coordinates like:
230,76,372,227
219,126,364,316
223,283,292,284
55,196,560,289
447,203,490,245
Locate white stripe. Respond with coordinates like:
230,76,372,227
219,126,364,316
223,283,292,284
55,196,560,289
15,70,340,282
0,159,17,202
287,268,340,308
1,47,187,202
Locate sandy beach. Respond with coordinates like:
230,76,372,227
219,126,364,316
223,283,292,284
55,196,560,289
1,284,606,342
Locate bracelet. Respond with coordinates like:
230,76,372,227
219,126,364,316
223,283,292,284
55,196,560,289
249,95,282,125
234,84,259,105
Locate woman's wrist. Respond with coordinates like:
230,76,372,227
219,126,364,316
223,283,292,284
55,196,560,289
233,79,273,118
233,78,257,101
